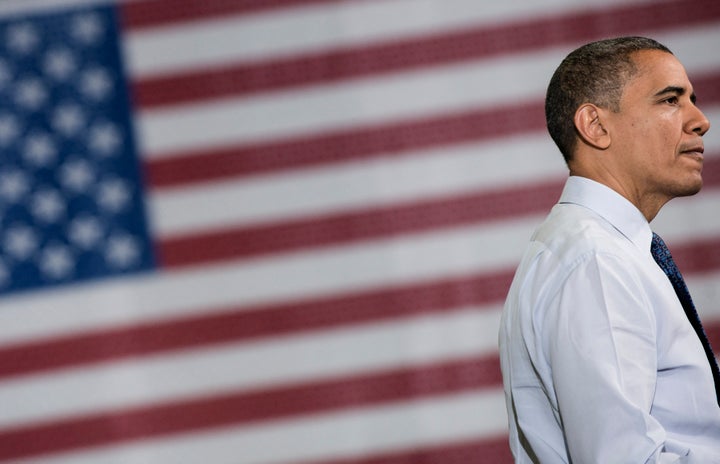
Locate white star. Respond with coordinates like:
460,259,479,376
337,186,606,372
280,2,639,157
80,67,113,101
58,157,95,193
7,23,40,54
30,188,66,223
68,215,103,249
52,104,86,137
97,178,131,212
15,77,48,110
43,48,77,81
38,243,74,280
4,225,38,261
105,233,140,269
0,170,30,203
0,114,20,146
72,13,105,45
88,121,122,156
23,132,57,167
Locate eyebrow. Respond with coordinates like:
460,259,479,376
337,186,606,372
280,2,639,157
654,85,697,103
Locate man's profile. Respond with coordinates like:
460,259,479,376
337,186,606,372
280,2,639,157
499,36,720,462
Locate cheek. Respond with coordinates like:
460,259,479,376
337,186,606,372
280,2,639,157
635,118,677,155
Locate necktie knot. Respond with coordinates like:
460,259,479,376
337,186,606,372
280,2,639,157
651,232,684,289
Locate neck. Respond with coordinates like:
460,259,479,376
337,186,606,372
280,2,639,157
568,167,667,222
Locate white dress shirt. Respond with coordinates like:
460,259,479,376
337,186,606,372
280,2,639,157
499,176,720,463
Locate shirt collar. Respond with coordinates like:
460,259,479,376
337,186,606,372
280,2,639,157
558,176,653,253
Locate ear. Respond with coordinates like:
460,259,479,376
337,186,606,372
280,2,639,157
574,103,611,150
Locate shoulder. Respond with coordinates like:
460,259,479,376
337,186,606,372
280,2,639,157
511,202,647,308
533,202,632,266
507,203,657,343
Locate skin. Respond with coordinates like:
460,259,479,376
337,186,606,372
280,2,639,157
569,49,710,222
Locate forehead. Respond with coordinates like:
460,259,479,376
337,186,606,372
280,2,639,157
626,49,692,93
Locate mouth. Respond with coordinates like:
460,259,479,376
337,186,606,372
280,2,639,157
680,145,704,161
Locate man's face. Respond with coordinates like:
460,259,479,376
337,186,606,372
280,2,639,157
604,50,710,202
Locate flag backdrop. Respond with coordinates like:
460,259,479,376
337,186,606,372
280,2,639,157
0,0,719,462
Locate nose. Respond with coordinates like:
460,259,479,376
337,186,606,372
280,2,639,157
688,103,710,136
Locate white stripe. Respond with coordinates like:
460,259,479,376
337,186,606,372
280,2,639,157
0,306,501,427
0,216,539,345
690,270,720,319
657,23,720,73
136,24,720,157
653,187,720,242
125,0,652,78
702,108,720,146
148,131,562,235
9,389,507,464
0,0,112,18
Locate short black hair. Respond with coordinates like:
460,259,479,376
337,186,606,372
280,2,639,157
545,36,672,164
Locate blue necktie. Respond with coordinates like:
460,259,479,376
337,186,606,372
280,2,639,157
651,232,720,405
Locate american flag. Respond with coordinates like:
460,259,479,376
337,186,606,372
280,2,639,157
0,0,718,462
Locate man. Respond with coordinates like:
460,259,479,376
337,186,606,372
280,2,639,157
498,36,720,462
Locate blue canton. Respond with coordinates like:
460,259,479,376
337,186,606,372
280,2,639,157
0,5,153,295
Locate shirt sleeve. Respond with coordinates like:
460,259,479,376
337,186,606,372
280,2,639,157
540,251,687,463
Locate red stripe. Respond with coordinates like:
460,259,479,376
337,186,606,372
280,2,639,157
695,72,720,105
0,356,500,461
0,270,512,379
701,150,720,187
706,322,720,353
131,0,720,108
144,71,720,188
120,0,340,29
295,437,513,464
144,101,546,187
674,234,720,274
157,179,562,267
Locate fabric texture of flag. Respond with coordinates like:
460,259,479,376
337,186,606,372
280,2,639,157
0,0,718,462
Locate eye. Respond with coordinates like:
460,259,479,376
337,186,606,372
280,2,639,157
663,96,679,104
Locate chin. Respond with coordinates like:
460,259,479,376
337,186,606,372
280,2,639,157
673,178,703,197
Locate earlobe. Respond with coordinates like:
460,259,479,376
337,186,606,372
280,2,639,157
574,104,611,150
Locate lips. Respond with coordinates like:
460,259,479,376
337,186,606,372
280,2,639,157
680,144,704,160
